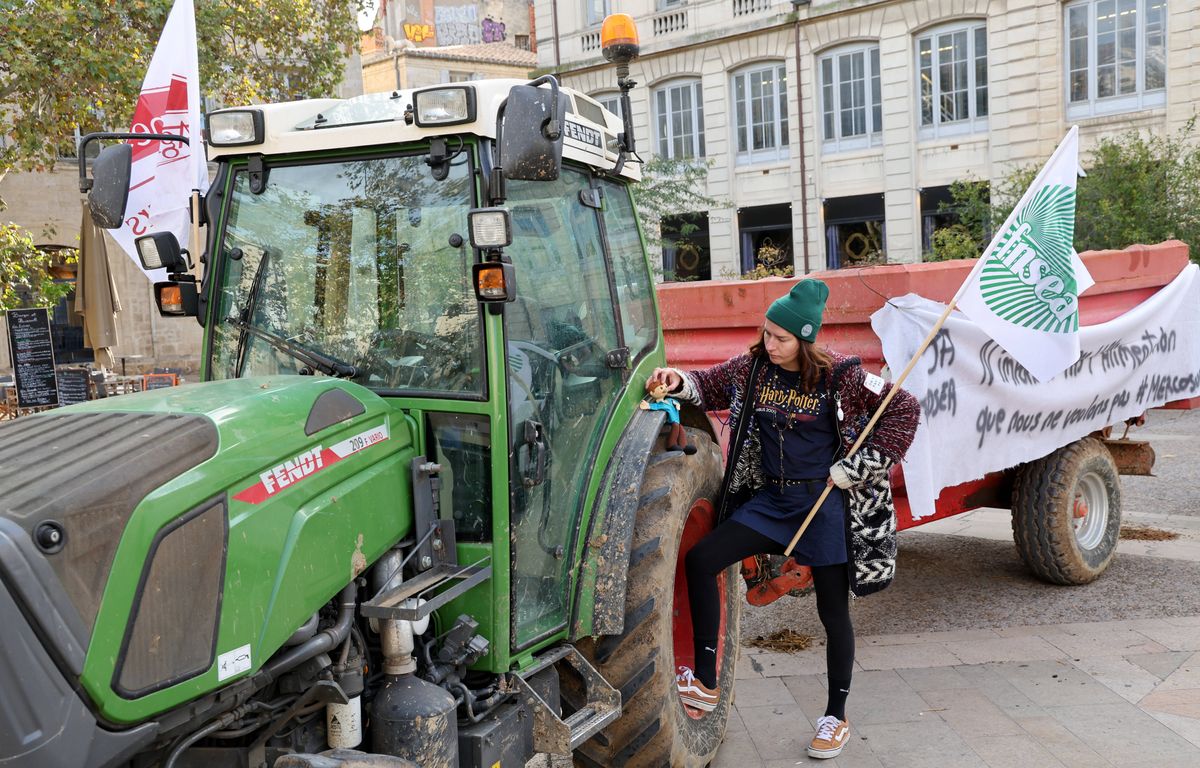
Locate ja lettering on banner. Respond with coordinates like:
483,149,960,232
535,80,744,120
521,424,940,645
872,264,1200,521
111,0,207,280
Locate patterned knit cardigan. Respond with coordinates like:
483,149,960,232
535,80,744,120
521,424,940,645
671,351,921,597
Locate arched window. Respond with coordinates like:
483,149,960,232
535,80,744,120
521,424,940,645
731,63,789,164
916,21,988,139
653,79,705,160
817,44,881,153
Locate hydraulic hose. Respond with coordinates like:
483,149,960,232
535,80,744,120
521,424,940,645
164,584,357,767
256,583,358,686
163,708,245,768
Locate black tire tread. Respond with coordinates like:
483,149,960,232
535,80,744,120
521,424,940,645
574,427,732,767
1012,437,1121,585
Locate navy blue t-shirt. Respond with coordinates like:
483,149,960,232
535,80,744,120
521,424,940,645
755,365,840,480
730,363,847,564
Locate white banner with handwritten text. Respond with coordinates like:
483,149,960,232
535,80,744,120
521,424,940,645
872,263,1200,520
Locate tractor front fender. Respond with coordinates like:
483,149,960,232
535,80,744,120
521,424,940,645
571,409,666,639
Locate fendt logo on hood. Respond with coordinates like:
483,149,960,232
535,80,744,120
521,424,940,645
261,447,325,494
233,423,390,505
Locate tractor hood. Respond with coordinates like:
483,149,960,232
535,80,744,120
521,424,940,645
0,376,404,670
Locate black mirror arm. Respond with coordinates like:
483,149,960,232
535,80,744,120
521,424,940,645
490,102,508,206
612,72,638,175
77,131,189,193
524,75,563,141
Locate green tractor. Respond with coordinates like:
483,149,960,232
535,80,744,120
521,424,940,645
0,20,741,768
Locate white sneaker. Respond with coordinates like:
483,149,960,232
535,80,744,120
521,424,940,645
675,666,718,711
807,715,849,759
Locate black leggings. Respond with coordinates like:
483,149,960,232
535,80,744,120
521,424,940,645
684,520,854,713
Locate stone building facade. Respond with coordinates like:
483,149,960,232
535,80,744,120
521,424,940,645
361,35,537,91
362,0,537,92
0,164,203,378
536,0,1194,278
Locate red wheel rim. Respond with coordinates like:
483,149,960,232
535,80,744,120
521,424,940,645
672,498,726,719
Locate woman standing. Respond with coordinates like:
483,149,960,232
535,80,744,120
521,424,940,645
652,279,920,760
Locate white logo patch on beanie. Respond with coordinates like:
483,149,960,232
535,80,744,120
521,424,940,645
801,323,813,338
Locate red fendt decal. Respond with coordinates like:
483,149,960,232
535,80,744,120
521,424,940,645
233,424,389,504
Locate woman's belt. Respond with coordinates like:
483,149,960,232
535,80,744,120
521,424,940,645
764,475,827,491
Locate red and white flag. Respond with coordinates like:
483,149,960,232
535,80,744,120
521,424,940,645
112,0,207,280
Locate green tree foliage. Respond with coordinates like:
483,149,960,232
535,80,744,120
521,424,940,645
631,156,723,267
0,213,73,310
931,121,1200,262
1073,119,1200,258
0,0,365,174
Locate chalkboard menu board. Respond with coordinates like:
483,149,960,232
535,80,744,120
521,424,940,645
5,308,58,408
57,368,91,405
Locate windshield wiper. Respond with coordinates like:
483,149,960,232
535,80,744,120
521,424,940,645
229,250,357,379
233,250,271,377
226,317,358,379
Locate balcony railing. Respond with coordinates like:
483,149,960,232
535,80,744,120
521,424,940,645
653,8,689,36
581,31,601,53
732,0,773,16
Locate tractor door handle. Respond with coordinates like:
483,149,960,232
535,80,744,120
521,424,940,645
521,419,546,488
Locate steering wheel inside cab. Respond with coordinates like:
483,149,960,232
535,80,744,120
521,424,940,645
361,328,440,388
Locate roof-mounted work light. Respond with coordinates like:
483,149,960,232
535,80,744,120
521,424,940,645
207,109,264,147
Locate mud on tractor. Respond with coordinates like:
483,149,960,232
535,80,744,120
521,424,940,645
0,16,738,768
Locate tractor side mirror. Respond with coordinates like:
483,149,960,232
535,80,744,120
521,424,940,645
500,82,565,182
88,144,132,229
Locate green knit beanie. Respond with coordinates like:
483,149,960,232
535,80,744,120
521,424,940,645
765,279,829,343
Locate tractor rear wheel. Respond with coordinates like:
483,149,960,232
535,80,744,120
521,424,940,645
1012,437,1122,585
575,427,737,767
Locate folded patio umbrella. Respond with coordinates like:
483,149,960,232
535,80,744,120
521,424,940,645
74,201,122,370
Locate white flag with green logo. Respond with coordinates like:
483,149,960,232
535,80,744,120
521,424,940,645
956,126,1093,382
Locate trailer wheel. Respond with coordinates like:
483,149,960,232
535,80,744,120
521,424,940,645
575,428,737,768
1011,437,1121,585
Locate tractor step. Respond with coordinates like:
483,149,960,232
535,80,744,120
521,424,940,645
513,645,621,754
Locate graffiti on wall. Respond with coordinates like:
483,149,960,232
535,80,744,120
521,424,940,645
434,5,482,46
404,23,434,42
481,16,506,43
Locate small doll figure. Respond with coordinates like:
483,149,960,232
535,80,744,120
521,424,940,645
640,376,698,455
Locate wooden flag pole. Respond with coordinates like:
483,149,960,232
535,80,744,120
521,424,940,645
782,296,960,557
190,190,202,277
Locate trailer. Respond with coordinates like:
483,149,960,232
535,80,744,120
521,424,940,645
658,241,1198,586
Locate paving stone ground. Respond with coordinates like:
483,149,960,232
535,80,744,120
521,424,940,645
718,614,1200,768
530,409,1200,766
712,500,1200,768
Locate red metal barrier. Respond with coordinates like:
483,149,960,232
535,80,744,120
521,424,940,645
657,241,1197,529
658,240,1193,373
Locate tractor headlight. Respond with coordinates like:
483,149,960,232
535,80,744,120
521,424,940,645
412,86,476,127
468,208,512,249
207,110,264,146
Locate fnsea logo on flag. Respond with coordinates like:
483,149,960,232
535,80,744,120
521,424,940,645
977,184,1078,332
956,125,1091,382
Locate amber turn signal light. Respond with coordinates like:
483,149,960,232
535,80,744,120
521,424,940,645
473,262,517,303
160,284,184,313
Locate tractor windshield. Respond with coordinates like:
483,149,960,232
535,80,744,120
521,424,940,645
208,153,483,396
